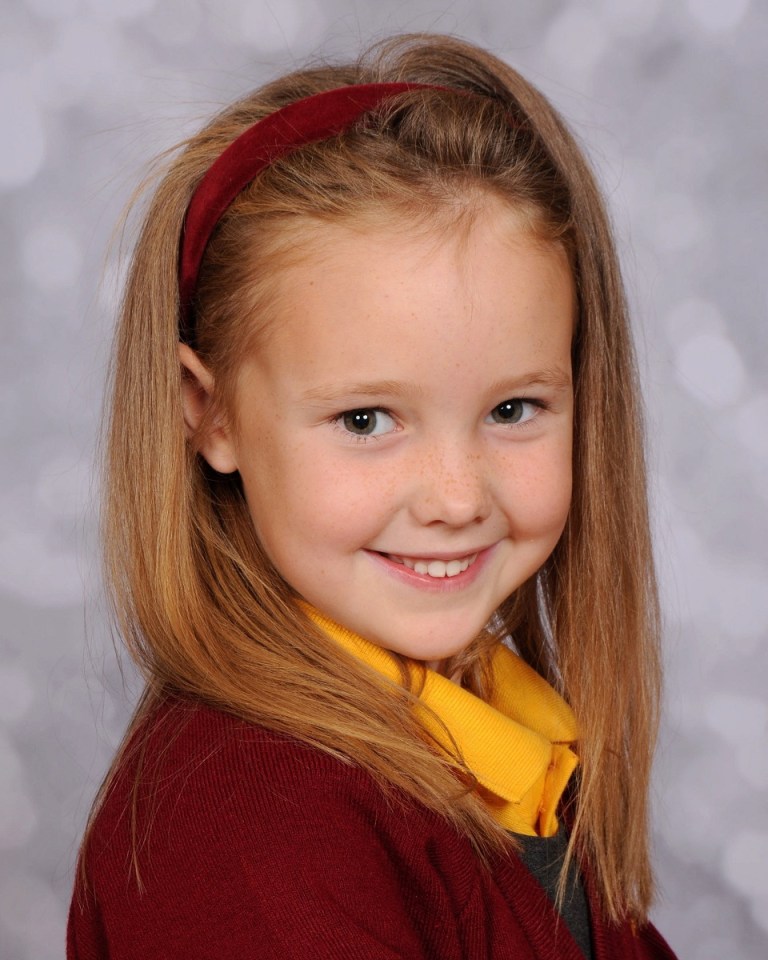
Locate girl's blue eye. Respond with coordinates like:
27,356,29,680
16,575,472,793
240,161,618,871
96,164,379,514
486,399,538,425
341,409,395,437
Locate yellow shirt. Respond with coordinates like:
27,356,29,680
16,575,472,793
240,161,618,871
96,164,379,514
306,608,579,837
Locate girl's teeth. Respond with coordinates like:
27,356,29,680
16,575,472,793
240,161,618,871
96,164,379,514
397,555,477,578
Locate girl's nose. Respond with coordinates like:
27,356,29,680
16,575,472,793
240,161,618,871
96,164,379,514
409,447,493,529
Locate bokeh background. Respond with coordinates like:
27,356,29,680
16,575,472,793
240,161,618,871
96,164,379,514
1,0,766,957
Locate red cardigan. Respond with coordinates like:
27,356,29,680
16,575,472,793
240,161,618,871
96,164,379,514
68,700,677,960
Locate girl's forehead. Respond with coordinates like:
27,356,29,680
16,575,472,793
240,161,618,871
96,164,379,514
234,202,574,398
269,195,562,279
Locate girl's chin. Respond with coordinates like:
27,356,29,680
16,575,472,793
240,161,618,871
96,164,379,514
370,622,491,670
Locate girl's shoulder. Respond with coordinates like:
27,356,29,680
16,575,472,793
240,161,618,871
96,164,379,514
91,695,457,854
96,696,440,830
73,697,485,959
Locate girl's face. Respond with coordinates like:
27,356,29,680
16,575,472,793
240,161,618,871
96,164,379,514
193,200,575,671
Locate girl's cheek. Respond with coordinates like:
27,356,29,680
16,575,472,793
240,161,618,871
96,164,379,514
504,445,572,531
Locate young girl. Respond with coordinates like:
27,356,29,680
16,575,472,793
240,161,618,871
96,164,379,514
69,33,678,960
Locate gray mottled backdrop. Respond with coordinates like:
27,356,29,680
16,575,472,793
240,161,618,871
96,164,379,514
1,0,766,957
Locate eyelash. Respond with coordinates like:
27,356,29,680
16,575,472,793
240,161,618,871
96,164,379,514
486,398,549,429
330,398,549,443
330,408,398,443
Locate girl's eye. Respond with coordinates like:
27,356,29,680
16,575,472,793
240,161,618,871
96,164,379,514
339,408,396,438
486,399,539,426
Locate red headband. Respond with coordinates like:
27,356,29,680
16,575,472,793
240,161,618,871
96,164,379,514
178,82,447,344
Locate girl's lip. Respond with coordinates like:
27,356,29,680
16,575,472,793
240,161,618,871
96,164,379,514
381,548,486,562
365,544,497,591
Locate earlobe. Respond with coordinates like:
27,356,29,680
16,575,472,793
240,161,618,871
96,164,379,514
178,343,239,474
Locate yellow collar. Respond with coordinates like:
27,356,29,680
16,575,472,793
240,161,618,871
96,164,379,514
306,608,579,837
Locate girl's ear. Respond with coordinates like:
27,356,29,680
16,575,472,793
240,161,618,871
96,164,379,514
178,343,239,474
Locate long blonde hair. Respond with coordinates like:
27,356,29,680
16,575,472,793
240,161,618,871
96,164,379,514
93,33,660,923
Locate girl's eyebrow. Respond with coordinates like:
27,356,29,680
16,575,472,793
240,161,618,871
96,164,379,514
486,368,573,394
299,380,426,404
300,369,572,405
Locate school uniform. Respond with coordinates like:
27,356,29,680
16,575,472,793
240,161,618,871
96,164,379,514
68,614,678,960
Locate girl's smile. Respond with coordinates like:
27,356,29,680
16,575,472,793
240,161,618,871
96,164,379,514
378,549,482,577
365,545,495,595
186,199,575,671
